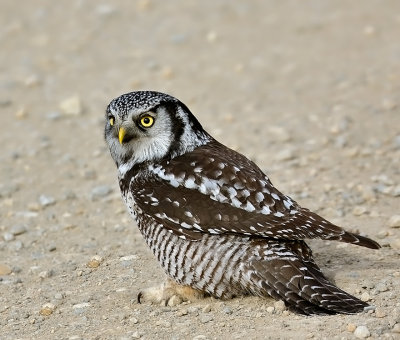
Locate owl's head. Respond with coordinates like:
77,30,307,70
105,91,210,172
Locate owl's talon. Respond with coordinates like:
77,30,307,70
136,279,204,306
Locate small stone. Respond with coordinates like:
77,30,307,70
91,185,112,200
276,149,295,161
72,302,90,314
0,263,12,275
266,306,275,314
95,4,116,16
39,303,55,316
392,185,400,197
167,295,182,306
381,98,397,111
375,308,386,318
39,194,56,207
156,320,171,327
375,282,389,293
24,74,41,87
390,239,400,250
87,255,102,268
268,126,291,142
193,336,208,340
119,255,139,262
202,304,211,313
376,230,389,239
83,170,97,180
363,25,376,36
38,270,54,279
388,215,400,228
59,95,82,115
54,293,64,300
392,323,400,333
394,135,400,149
10,224,27,236
15,107,28,119
274,300,286,311
223,306,232,314
354,325,370,338
46,112,62,120
3,232,15,242
347,323,357,332
352,206,367,216
360,292,371,302
199,314,213,323
187,306,199,314
176,308,188,316
206,31,217,42
161,66,174,79
130,317,138,324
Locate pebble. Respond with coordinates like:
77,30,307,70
15,107,28,119
352,206,367,216
202,304,211,313
39,194,56,207
59,96,82,115
0,263,12,275
9,224,27,236
266,306,275,314
167,295,182,306
72,303,90,314
381,98,397,111
375,282,389,293
38,270,54,279
354,325,370,338
187,306,199,315
223,306,232,314
394,135,400,149
360,292,371,302
54,293,64,300
267,126,291,142
176,308,188,317
39,303,55,316
156,320,171,327
392,323,400,333
193,336,209,340
199,314,214,323
347,323,357,332
390,239,400,250
46,111,62,120
375,308,386,318
3,232,15,242
388,215,400,228
87,255,103,268
91,185,112,200
119,255,139,262
276,149,295,161
274,300,286,311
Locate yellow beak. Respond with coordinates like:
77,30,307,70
118,127,126,145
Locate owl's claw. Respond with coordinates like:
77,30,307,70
137,279,205,306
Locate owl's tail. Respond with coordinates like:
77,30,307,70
246,240,370,315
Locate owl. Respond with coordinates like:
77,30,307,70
104,91,380,315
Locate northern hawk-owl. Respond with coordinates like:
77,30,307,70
104,91,380,315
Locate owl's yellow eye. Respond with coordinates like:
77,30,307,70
140,115,154,128
109,117,115,126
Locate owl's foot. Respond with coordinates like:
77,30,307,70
137,279,205,306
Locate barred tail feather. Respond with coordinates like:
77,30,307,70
246,240,369,315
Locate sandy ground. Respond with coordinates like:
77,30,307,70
1,1,400,339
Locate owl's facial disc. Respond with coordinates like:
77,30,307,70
105,91,211,174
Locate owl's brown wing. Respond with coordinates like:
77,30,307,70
130,141,379,249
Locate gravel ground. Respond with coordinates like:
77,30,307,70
1,1,400,339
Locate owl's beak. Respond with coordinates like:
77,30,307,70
118,127,126,144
